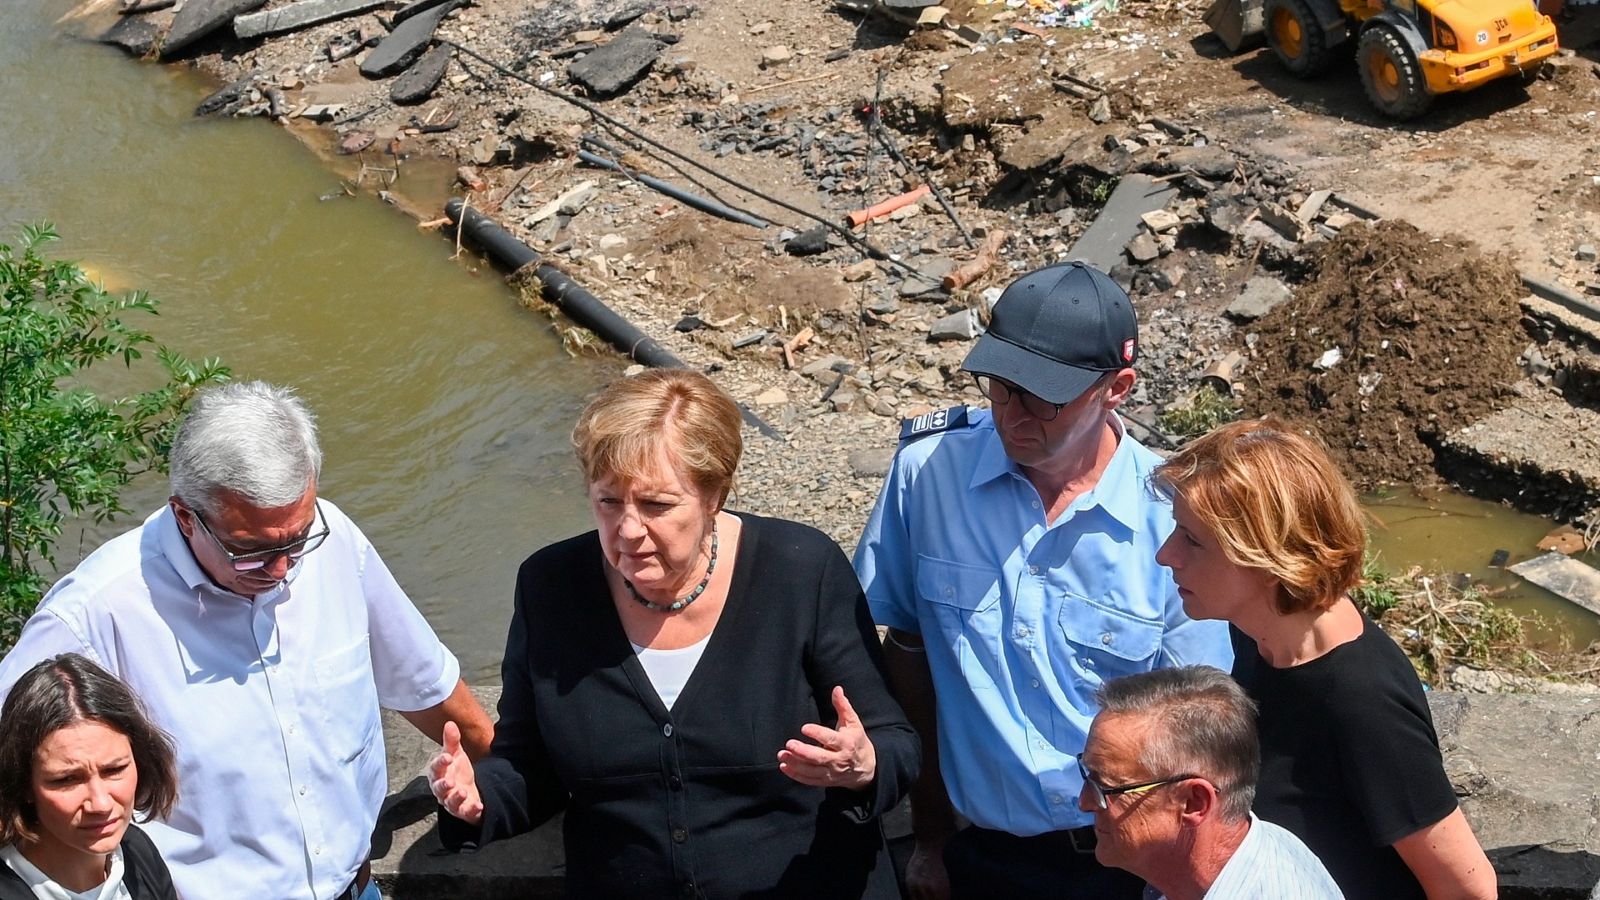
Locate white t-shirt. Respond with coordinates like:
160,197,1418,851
0,843,131,900
631,633,712,709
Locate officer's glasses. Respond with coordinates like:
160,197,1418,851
973,374,1067,421
191,501,330,571
1078,760,1204,811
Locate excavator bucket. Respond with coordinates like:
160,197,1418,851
1205,0,1266,52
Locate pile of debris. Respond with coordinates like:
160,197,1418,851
1240,220,1528,487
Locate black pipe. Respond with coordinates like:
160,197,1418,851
576,148,771,229
444,198,784,441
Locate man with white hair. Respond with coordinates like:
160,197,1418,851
1080,666,1342,900
0,380,494,900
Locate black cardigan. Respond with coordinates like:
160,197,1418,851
0,824,176,900
441,513,919,899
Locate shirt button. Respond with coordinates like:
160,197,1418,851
1028,565,1040,575
1016,627,1030,638
663,723,674,738
1031,500,1040,509
1030,679,1040,689
287,725,295,735
672,827,688,844
299,787,307,796
1100,633,1113,645
668,775,683,790
313,847,322,856
944,587,955,598
1049,794,1063,805
680,881,696,897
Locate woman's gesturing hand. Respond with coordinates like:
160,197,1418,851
429,720,485,825
778,686,878,791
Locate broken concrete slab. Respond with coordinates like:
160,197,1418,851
1436,397,1600,522
1126,232,1160,263
1296,189,1333,223
1067,174,1179,273
901,258,955,298
1140,209,1180,233
359,0,457,78
1226,276,1293,321
100,14,164,55
162,0,269,56
390,0,458,26
234,0,385,39
567,26,662,96
390,43,451,105
929,309,981,342
518,0,666,49
1509,552,1600,617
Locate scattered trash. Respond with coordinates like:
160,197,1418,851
847,185,931,227
1313,347,1343,371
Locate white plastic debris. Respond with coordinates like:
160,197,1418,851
1313,347,1343,371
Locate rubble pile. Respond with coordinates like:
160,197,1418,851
1242,221,1527,487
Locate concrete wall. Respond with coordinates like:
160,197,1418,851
374,688,1600,899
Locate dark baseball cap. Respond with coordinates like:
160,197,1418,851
960,261,1138,405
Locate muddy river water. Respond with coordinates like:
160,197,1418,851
4,0,1597,676
1,0,623,680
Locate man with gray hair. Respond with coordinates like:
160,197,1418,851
1079,666,1342,900
0,380,494,900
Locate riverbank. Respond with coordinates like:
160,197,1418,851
67,0,1600,682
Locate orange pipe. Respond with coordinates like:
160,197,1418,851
847,184,931,227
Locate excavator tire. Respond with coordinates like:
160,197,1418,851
1263,0,1336,76
1357,26,1432,119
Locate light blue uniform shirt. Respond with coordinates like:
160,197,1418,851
854,408,1232,835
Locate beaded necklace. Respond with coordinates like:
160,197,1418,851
625,523,718,613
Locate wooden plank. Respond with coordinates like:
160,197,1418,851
234,0,388,39
1509,551,1600,617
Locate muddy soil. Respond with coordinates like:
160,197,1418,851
1245,221,1528,486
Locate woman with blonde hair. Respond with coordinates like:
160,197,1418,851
1152,418,1495,900
428,369,918,898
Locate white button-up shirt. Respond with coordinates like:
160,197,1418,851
0,501,460,900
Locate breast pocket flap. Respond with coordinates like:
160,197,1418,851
1058,598,1163,662
915,555,1001,613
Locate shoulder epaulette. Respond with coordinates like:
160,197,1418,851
899,406,970,442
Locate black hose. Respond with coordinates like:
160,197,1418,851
445,198,784,440
576,148,772,228
437,39,922,277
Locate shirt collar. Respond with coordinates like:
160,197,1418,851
970,412,1147,534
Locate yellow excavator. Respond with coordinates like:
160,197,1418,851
1206,0,1559,118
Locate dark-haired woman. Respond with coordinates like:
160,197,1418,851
0,653,178,900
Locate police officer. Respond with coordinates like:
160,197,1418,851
854,261,1232,900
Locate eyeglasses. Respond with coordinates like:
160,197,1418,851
1078,760,1203,811
973,374,1068,422
190,501,329,572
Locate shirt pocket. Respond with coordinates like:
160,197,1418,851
1054,596,1163,690
314,636,381,764
916,555,1003,675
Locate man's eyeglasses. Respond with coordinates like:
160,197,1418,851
190,501,330,572
973,374,1067,422
1078,760,1203,811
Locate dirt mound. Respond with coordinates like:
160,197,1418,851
1244,220,1526,487
640,217,850,325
